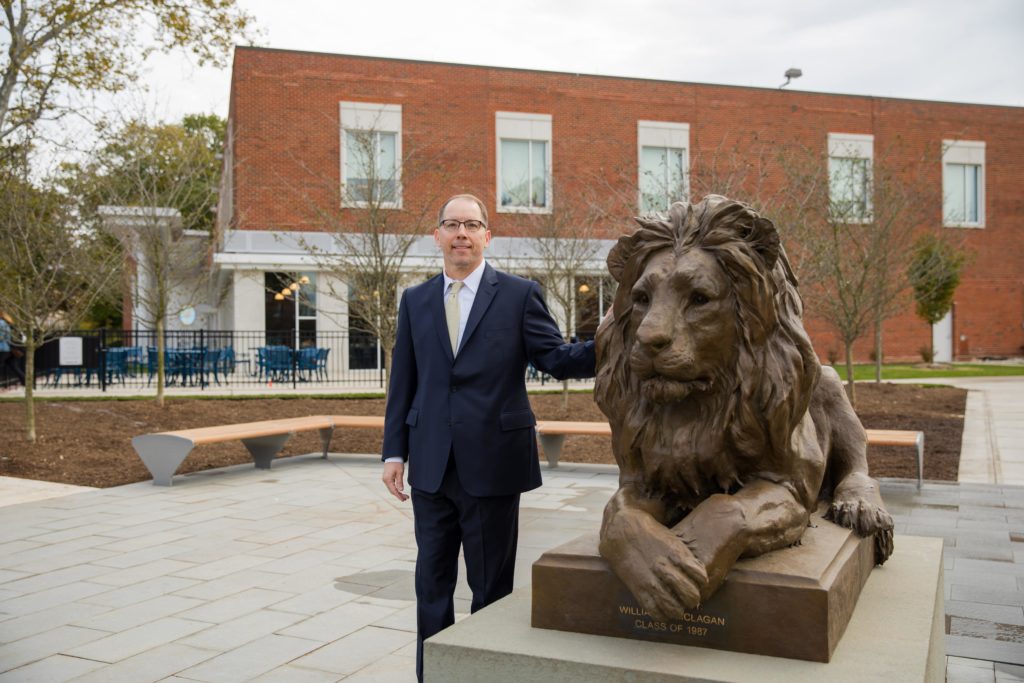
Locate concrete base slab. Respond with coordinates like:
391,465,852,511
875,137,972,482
425,535,945,683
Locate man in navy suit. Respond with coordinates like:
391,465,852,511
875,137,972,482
382,194,596,681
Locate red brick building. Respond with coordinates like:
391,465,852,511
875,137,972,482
216,46,1023,362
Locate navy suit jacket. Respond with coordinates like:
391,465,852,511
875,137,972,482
382,264,596,497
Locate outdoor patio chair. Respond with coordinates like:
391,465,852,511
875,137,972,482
296,346,318,381
103,348,128,385
314,347,330,381
202,348,223,385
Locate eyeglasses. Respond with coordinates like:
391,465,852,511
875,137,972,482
439,219,486,233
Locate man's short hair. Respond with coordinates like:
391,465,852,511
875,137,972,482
438,194,489,226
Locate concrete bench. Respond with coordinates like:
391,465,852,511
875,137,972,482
132,416,337,486
536,420,926,489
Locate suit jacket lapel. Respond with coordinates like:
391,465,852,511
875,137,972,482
428,274,455,363
458,264,498,354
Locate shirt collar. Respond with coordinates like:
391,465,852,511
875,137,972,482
443,259,486,294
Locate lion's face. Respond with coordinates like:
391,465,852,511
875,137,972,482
627,248,738,404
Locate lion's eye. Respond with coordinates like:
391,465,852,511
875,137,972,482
690,292,710,306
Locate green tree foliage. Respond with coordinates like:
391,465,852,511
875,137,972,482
0,149,121,439
0,0,254,146
68,114,225,232
908,234,967,326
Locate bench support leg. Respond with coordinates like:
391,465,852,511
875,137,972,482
539,434,565,468
319,426,334,459
242,434,291,469
131,434,195,487
916,433,924,491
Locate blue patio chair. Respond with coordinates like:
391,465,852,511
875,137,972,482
219,346,236,378
296,346,318,381
177,348,206,387
265,345,292,382
104,348,128,385
314,347,330,381
146,347,158,385
202,348,223,386
124,346,144,377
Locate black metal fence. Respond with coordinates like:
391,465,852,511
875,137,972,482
0,329,387,392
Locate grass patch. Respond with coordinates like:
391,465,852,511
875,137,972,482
829,363,1024,381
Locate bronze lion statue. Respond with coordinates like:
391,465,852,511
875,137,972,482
595,195,894,620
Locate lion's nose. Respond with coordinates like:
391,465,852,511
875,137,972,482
637,326,671,353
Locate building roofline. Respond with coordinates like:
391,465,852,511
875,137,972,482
231,45,1021,112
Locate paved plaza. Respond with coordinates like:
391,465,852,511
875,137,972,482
0,376,1021,681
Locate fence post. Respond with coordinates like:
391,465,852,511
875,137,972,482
99,328,107,393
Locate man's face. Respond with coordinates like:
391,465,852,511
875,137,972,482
435,198,491,277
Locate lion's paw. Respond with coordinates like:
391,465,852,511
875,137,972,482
601,514,708,619
827,472,895,565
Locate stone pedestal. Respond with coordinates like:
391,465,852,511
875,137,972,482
532,510,873,662
424,535,944,683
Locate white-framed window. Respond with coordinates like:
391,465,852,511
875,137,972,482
496,112,552,212
340,102,402,208
943,140,985,228
828,133,874,222
637,121,690,212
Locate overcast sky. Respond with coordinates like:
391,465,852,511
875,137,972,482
121,0,1024,122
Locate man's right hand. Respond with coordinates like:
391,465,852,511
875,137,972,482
382,461,408,502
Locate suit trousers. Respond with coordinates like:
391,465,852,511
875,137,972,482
411,456,520,682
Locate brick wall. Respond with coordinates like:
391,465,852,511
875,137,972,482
225,47,1024,361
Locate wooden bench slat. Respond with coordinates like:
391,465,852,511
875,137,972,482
864,429,922,447
164,416,335,445
536,420,611,436
328,416,385,429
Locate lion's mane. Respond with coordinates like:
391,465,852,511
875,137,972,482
595,195,822,515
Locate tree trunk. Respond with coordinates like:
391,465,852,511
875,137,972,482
24,337,36,443
874,322,883,383
928,323,935,364
561,378,570,414
156,317,165,408
844,341,856,407
382,341,393,401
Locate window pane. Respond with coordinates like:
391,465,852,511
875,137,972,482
501,139,530,207
377,132,397,203
298,273,317,317
667,148,685,204
531,141,547,207
574,277,600,341
829,157,870,219
944,163,966,223
639,146,686,212
298,319,317,348
640,146,665,212
965,164,979,222
265,272,295,347
345,130,371,202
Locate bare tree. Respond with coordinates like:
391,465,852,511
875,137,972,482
776,140,939,403
520,177,611,410
74,117,222,406
0,153,120,440
286,121,461,394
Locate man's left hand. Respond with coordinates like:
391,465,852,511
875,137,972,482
382,461,409,502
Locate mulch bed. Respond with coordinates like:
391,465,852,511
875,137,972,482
0,383,965,488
